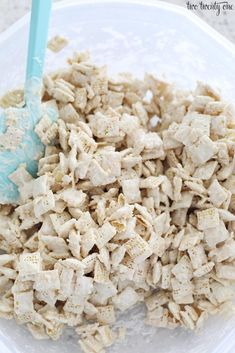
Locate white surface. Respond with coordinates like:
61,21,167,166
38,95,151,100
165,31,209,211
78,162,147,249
0,1,235,353
1,0,235,44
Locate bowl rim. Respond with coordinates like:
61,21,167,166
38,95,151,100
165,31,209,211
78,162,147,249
0,0,235,57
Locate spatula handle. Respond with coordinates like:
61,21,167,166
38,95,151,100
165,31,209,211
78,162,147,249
26,0,52,84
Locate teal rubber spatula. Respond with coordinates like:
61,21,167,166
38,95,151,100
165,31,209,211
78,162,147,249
0,0,58,204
